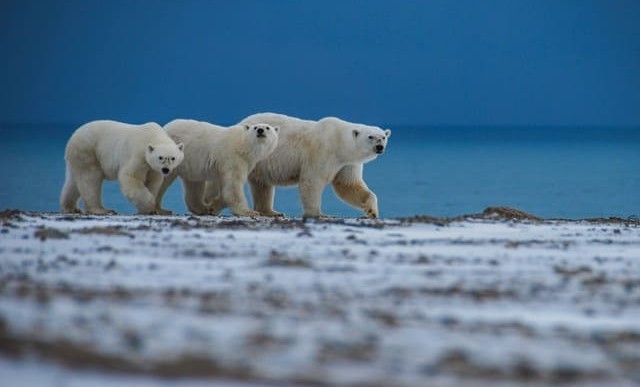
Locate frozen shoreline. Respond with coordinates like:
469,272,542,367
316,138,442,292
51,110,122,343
1,210,639,386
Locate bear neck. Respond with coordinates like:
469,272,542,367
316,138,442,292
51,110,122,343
334,129,369,165
232,129,267,164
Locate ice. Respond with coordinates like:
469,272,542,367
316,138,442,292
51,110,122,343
0,213,639,385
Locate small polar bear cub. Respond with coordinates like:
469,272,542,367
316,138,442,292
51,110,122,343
240,112,391,218
155,119,279,216
60,120,184,215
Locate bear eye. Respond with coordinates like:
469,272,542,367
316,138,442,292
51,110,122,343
368,135,374,140
171,157,175,161
158,156,163,160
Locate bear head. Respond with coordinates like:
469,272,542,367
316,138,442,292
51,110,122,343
351,125,392,161
145,142,185,176
244,123,279,156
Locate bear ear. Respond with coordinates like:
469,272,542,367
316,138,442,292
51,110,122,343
244,124,251,131
147,145,155,153
177,143,184,152
352,129,360,138
384,129,392,138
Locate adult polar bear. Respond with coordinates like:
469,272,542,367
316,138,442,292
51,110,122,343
60,120,184,215
155,120,279,216
239,113,391,218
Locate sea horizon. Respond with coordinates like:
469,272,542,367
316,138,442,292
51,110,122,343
2,122,638,219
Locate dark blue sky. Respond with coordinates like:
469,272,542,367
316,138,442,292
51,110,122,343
1,0,639,126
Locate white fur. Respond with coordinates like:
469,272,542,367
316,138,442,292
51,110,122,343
239,113,391,218
60,120,184,215
156,119,279,216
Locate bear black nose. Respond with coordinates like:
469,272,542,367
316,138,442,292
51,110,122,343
257,128,264,134
375,145,384,153
162,168,170,174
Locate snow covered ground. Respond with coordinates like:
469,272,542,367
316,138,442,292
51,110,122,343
0,210,639,386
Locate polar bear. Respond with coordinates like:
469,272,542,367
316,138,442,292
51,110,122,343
239,113,391,218
60,120,184,215
155,119,279,216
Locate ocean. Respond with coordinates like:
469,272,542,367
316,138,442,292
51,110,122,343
2,123,638,219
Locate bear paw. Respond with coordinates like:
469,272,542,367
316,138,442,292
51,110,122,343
155,208,173,215
137,209,162,215
206,204,223,216
259,209,284,217
364,208,378,219
234,210,261,217
188,208,210,216
61,207,83,215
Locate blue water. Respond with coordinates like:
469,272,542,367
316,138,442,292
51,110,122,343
1,124,638,219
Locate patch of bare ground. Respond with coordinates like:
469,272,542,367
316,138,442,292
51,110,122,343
400,205,640,226
265,250,313,268
399,206,542,224
0,278,136,304
315,335,379,363
428,349,613,383
127,216,313,232
34,227,69,241
0,277,233,314
245,332,295,351
0,209,23,222
74,226,134,238
0,329,254,381
578,216,640,226
481,206,542,221
383,285,517,301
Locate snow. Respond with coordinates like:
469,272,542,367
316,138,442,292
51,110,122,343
1,213,639,386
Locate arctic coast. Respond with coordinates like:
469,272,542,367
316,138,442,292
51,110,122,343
0,209,639,386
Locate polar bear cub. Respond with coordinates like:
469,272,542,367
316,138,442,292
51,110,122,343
60,120,184,215
239,113,391,218
155,119,279,216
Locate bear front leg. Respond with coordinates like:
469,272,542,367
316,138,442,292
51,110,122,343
118,168,157,215
332,165,379,218
332,180,379,218
299,177,326,218
249,181,282,217
153,170,177,215
221,169,259,217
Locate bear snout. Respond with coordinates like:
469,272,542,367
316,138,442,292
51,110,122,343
162,167,170,174
375,145,384,154
256,128,266,137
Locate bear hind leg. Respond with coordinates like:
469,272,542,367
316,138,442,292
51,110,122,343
60,167,82,214
220,171,258,217
203,180,224,215
182,179,209,215
299,177,326,218
74,166,115,215
250,182,282,217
